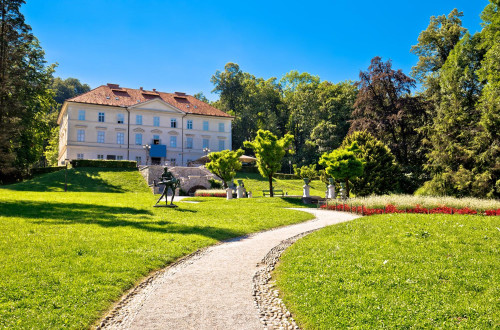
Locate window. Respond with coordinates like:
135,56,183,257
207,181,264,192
219,122,224,132
77,153,84,159
153,135,160,145
98,112,105,122
170,158,176,166
219,139,225,151
170,118,177,128
135,156,142,165
107,155,116,160
170,136,177,148
186,137,193,149
117,132,124,145
136,115,143,125
117,155,123,160
135,133,142,145
78,110,85,121
117,113,124,124
77,129,85,142
202,138,209,149
153,116,160,126
187,120,193,130
97,154,104,160
97,131,105,143
203,120,209,131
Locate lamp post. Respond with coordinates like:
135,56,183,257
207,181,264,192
203,147,211,156
64,158,69,192
143,144,151,165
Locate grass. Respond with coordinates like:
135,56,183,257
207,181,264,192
0,168,314,329
275,213,500,329
348,194,500,212
235,172,326,197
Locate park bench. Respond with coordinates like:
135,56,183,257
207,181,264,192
262,189,285,196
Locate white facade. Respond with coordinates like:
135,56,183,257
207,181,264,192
58,98,233,166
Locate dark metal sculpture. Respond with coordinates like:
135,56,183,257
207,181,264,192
154,167,180,207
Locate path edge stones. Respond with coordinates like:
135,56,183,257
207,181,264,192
253,230,318,330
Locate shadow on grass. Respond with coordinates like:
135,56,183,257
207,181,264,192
1,168,136,193
0,200,242,241
281,197,317,208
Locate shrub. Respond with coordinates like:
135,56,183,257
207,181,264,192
293,164,318,182
70,159,137,168
208,178,223,189
31,166,66,176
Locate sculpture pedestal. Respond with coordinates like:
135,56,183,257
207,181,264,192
226,188,233,200
303,184,310,198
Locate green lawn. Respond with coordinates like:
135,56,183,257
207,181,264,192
276,213,500,329
235,172,326,197
0,168,313,328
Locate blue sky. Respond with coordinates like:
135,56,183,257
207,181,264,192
23,0,489,100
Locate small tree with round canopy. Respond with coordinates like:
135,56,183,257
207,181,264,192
319,142,364,197
244,130,294,197
205,149,244,188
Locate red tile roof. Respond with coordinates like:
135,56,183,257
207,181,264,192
66,84,232,118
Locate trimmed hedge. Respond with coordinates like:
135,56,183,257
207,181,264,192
238,165,259,174
274,173,300,180
31,166,66,176
70,159,137,168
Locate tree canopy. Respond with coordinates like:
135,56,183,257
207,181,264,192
205,149,244,188
244,130,294,197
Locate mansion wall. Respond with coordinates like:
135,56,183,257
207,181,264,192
58,102,233,166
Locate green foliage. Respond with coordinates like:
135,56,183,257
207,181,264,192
43,126,59,166
0,0,57,182
70,159,137,169
205,149,244,188
276,214,500,329
319,143,364,197
350,57,428,193
50,77,91,105
208,178,223,189
193,91,209,103
342,131,400,196
243,130,294,196
293,164,317,182
0,169,314,328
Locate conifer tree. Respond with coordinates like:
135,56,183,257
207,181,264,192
0,0,54,182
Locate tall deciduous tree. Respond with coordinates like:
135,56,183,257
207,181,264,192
341,131,400,196
350,56,428,192
319,142,364,197
205,149,244,188
244,130,294,197
0,0,55,182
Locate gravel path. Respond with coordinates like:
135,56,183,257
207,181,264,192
98,208,360,330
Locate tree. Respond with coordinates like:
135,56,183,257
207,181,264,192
193,92,209,103
293,164,317,182
0,0,55,183
350,56,428,192
410,9,467,85
341,131,400,196
425,33,484,196
51,77,90,105
244,130,294,197
205,149,244,188
319,143,364,197
473,0,500,198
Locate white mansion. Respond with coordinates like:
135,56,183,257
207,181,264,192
57,83,233,166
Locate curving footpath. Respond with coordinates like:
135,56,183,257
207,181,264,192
98,208,359,330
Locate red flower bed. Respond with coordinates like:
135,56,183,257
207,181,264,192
319,203,499,216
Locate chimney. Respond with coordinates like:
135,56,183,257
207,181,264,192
107,83,120,89
153,88,156,92
139,87,143,91
175,92,186,96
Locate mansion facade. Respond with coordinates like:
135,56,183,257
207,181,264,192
57,83,233,166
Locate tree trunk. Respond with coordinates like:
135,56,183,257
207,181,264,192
268,175,274,197
345,178,350,198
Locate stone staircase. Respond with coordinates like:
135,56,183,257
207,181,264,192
139,165,217,195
